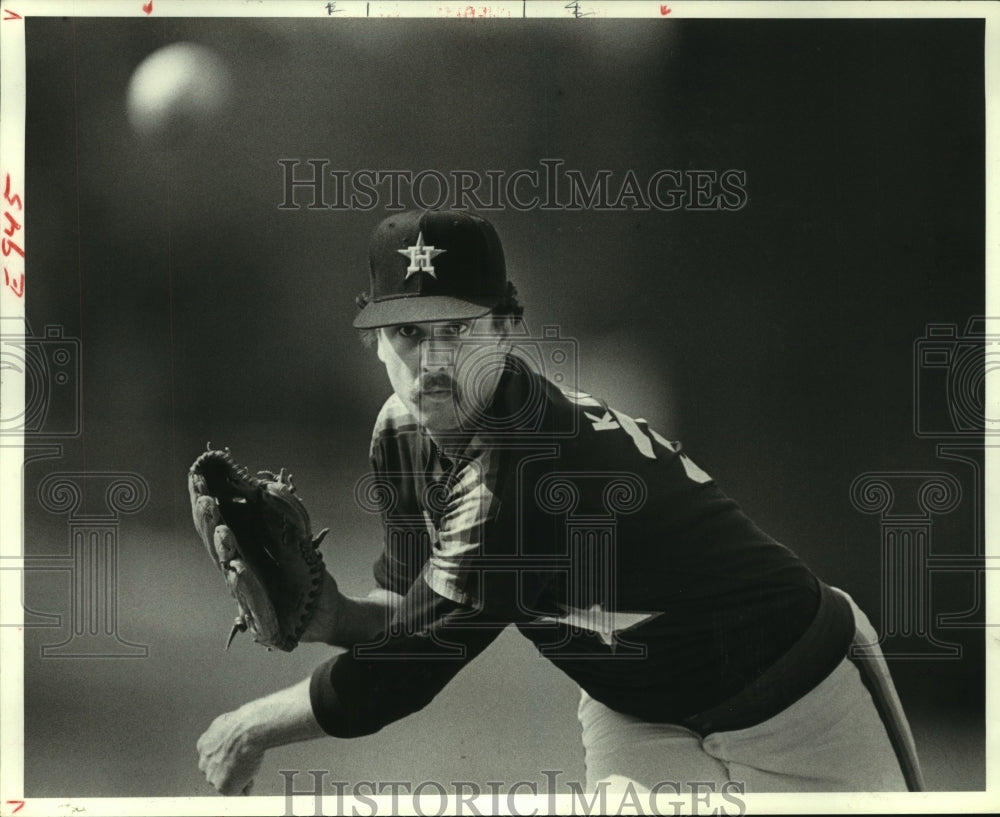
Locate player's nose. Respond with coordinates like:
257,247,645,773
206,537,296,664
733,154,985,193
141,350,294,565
420,337,457,372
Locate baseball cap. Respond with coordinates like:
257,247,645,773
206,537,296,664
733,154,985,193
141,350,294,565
353,209,507,329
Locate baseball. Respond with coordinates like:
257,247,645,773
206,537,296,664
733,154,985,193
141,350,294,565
126,42,231,139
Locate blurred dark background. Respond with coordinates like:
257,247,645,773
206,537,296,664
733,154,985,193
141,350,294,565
20,15,985,796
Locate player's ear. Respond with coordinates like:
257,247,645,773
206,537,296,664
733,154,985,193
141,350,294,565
375,329,387,363
494,315,514,354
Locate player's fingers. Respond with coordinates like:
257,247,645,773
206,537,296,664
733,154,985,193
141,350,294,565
214,768,254,797
191,494,221,556
214,524,241,565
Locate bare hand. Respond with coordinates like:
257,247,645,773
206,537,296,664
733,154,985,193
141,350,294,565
197,709,263,795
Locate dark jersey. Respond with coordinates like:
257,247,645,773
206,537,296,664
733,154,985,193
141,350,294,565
311,356,854,737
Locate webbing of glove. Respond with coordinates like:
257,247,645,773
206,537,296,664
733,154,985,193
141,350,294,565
188,445,328,652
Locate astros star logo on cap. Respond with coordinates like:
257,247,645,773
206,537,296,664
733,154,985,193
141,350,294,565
398,231,446,279
354,209,508,329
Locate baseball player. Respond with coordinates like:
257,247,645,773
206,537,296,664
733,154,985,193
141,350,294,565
196,209,924,796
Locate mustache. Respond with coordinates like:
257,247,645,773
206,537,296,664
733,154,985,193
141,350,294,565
416,373,458,394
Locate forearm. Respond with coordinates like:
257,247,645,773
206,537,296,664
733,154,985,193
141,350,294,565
240,677,326,748
331,588,403,646
303,572,403,647
197,677,326,795
310,579,508,738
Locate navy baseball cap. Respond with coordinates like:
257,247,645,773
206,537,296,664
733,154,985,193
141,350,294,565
353,209,507,329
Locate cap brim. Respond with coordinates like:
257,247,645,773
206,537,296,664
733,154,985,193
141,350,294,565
352,295,499,329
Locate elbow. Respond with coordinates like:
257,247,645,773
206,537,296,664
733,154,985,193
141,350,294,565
310,655,440,739
323,693,433,739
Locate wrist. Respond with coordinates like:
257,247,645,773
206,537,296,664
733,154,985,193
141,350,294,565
238,678,325,750
302,571,346,645
237,698,277,752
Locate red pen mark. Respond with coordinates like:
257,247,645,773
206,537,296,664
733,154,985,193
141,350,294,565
3,211,21,237
3,175,21,210
4,268,24,297
3,9,22,21
6,802,26,815
1,237,24,259
660,4,671,14
2,173,24,296
141,0,153,14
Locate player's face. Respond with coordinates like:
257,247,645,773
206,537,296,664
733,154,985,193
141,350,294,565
376,316,510,435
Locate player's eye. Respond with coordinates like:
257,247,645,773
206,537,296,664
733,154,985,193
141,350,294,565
396,325,421,339
437,322,469,338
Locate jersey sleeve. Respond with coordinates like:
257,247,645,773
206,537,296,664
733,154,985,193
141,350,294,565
421,450,502,607
367,394,421,594
309,571,507,738
311,443,527,738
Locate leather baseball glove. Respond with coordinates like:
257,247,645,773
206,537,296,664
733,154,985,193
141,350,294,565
188,446,329,652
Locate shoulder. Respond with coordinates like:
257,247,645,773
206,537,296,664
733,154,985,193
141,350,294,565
372,393,417,439
553,385,685,467
497,359,680,463
369,394,420,464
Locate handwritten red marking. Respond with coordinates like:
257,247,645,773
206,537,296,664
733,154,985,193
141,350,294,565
1,238,23,259
2,174,24,297
6,802,26,814
4,268,24,297
3,212,21,237
660,4,671,13
2,9,22,21
142,1,153,14
3,175,21,210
